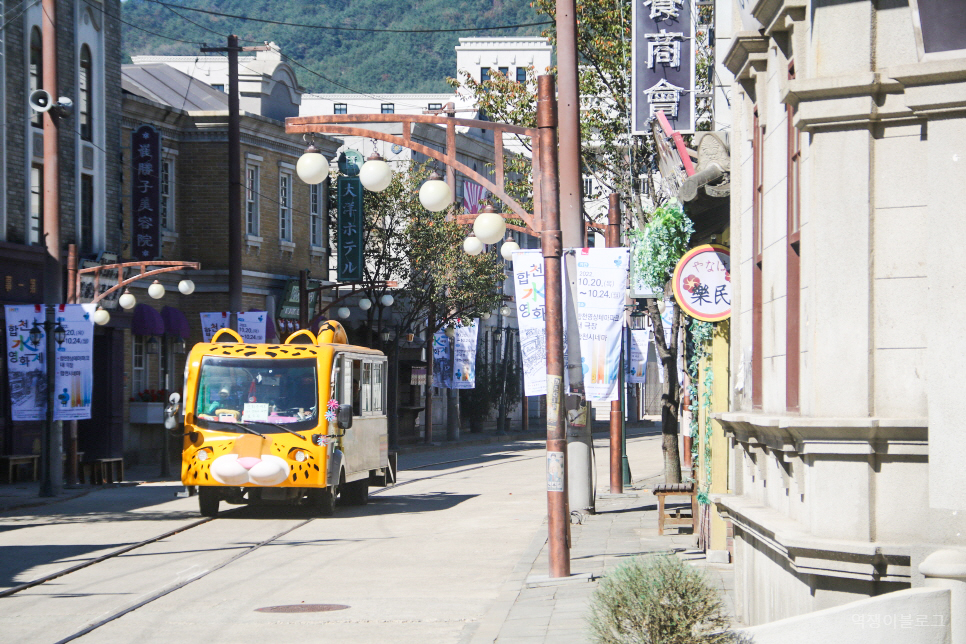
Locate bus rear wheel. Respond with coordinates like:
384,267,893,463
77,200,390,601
199,487,220,517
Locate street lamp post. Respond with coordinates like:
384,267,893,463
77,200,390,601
29,313,64,497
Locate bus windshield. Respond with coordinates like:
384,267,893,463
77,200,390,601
194,357,318,432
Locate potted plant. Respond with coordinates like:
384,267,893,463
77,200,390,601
129,388,167,424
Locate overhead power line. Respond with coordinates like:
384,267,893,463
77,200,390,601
141,0,552,34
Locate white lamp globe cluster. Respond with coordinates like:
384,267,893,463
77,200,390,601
500,238,520,260
359,151,392,192
419,171,453,212
473,204,506,244
463,235,484,256
296,143,329,185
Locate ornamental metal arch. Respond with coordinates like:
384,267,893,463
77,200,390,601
285,113,543,236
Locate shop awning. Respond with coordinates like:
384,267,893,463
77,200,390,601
161,306,190,339
131,303,164,336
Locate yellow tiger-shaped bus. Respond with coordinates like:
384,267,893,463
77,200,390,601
172,320,393,517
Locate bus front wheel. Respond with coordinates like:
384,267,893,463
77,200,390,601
199,487,220,517
316,485,337,517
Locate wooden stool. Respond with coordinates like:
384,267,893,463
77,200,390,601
1,455,39,483
90,458,124,485
652,482,698,536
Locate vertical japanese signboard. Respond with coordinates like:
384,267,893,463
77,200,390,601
573,248,629,402
337,176,363,282
632,0,696,134
5,305,45,421
53,304,95,421
132,125,161,260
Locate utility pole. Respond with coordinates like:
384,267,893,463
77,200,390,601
537,75,570,578
201,37,271,326
424,302,435,444
607,195,623,494
555,0,595,515
41,0,63,497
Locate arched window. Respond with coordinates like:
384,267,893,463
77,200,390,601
79,45,92,141
29,27,42,129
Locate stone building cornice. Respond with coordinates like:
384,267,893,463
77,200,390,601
722,32,769,79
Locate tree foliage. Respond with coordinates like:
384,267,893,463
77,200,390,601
120,0,543,93
628,202,694,291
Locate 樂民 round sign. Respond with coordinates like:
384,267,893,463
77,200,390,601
671,244,731,322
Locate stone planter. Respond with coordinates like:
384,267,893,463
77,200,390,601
129,402,164,424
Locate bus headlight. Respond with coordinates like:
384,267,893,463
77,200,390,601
289,448,309,463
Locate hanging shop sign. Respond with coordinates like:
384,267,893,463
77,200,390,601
452,320,479,390
52,304,95,421
77,252,122,309
131,124,161,260
632,0,696,134
337,176,364,282
5,305,46,421
200,312,230,342
276,278,321,322
573,248,630,402
237,312,267,344
671,244,731,322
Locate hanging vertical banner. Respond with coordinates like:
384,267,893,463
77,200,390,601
337,176,363,282
632,0,696,134
132,124,162,260
452,320,479,390
432,329,452,389
574,248,630,402
53,304,95,421
628,329,651,384
237,312,267,344
512,250,549,396
200,312,230,342
5,305,46,421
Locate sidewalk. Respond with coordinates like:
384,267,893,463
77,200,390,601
464,427,739,644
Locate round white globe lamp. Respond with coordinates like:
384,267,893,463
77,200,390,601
463,235,484,256
93,307,110,326
337,306,351,319
118,290,136,310
500,305,512,317
178,279,195,295
500,238,520,261
473,205,506,244
148,280,165,299
481,311,491,320
296,143,329,185
380,294,394,307
359,151,392,192
359,298,372,311
418,171,452,212
444,325,456,339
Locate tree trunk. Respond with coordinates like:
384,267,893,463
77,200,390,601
647,297,682,484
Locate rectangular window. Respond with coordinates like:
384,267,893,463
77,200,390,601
786,63,802,412
80,174,94,254
310,183,323,246
372,362,383,412
79,45,93,142
211,84,225,92
132,336,146,395
160,158,174,230
380,103,394,114
428,102,442,111
351,359,361,416
279,172,292,242
246,165,259,235
362,362,372,413
583,177,593,197
481,68,491,83
516,67,527,83
30,28,42,129
752,110,764,410
29,164,43,245
498,66,509,76
334,103,347,114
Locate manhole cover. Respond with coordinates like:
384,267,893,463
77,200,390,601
255,604,349,613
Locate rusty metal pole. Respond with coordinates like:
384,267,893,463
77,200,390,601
298,269,308,329
227,35,243,326
607,194,623,494
65,245,78,487
537,75,570,578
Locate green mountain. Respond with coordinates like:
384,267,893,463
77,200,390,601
120,0,545,94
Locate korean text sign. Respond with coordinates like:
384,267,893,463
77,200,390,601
5,305,45,421
337,176,363,281
574,248,629,402
132,124,161,259
53,304,95,421
512,250,550,396
632,0,695,133
200,312,230,342
237,312,267,344
452,321,479,390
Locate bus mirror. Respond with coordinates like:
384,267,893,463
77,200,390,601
338,404,353,429
165,392,182,429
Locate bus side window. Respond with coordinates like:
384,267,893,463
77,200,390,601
332,355,342,406
362,362,372,413
351,359,362,416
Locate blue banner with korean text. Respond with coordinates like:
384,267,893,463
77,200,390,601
632,0,696,133
337,176,363,282
131,125,161,260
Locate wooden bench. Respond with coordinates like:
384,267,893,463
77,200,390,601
652,482,698,536
1,455,39,483
83,458,124,485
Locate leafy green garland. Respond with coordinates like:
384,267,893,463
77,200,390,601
628,202,694,291
687,319,715,505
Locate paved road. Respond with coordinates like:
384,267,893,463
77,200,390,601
0,439,550,644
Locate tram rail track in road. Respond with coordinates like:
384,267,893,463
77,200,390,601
3,433,657,642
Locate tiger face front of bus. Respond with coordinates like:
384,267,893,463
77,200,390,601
181,343,334,496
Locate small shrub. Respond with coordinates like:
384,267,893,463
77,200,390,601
587,554,739,644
